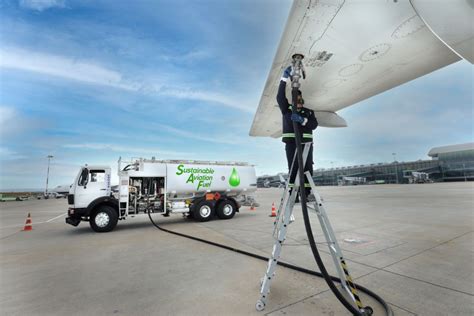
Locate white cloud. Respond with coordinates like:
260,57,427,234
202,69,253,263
157,49,211,62
0,146,27,160
0,46,255,113
158,87,254,113
0,106,44,138
181,49,211,60
19,0,65,11
156,123,247,145
0,107,16,129
347,101,466,142
0,47,132,90
62,143,193,157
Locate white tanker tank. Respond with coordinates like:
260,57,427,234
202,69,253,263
66,157,259,232
165,162,256,195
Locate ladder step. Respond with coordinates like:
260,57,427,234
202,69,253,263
257,145,363,311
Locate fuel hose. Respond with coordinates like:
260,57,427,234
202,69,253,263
290,85,379,316
147,211,393,316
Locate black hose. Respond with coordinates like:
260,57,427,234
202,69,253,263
147,211,393,316
290,88,372,316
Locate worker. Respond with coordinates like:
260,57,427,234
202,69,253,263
277,65,318,201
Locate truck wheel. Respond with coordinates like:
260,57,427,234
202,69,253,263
216,200,236,219
194,200,214,222
90,205,118,232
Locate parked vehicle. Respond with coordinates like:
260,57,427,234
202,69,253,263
0,194,27,201
66,158,258,232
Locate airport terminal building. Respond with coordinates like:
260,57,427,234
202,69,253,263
258,143,474,187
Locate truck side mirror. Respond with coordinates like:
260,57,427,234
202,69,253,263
79,168,89,187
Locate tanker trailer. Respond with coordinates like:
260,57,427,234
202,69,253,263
66,157,258,232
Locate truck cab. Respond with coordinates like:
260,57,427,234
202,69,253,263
66,166,119,232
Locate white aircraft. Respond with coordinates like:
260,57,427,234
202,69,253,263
51,184,71,194
250,0,473,137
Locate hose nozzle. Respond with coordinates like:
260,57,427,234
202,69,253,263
291,53,306,87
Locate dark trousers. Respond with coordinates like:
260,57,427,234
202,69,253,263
285,142,313,196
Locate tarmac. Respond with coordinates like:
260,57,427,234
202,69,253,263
0,182,473,315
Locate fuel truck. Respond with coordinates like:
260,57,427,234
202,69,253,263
66,157,258,232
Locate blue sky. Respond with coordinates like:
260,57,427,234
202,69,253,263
0,0,472,190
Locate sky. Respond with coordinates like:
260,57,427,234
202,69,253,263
0,0,473,191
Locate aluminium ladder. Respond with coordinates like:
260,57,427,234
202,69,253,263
256,143,364,312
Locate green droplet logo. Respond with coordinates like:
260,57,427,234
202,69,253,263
229,168,240,187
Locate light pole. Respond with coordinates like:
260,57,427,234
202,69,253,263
463,163,466,181
330,161,336,186
45,155,54,196
392,153,399,184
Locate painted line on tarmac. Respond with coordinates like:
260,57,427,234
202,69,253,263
0,224,28,229
46,213,67,222
0,213,67,229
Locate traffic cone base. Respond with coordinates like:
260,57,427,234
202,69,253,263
22,213,33,231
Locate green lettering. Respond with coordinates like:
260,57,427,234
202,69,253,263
186,174,195,183
176,164,184,175
197,180,204,190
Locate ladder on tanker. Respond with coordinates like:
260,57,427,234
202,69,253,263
255,143,364,312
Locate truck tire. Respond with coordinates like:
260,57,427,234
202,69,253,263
194,200,214,222
216,200,236,219
90,205,118,232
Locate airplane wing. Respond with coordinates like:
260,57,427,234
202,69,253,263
250,0,473,138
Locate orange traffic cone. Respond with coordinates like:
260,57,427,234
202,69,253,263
269,203,277,217
23,213,33,231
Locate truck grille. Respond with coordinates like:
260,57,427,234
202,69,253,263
67,194,74,204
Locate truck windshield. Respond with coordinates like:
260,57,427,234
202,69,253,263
78,168,89,186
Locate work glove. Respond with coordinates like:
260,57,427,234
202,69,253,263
282,66,292,80
291,113,305,124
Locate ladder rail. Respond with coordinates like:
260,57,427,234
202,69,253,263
257,143,363,311
305,171,365,309
305,171,353,300
259,144,311,307
273,145,311,237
